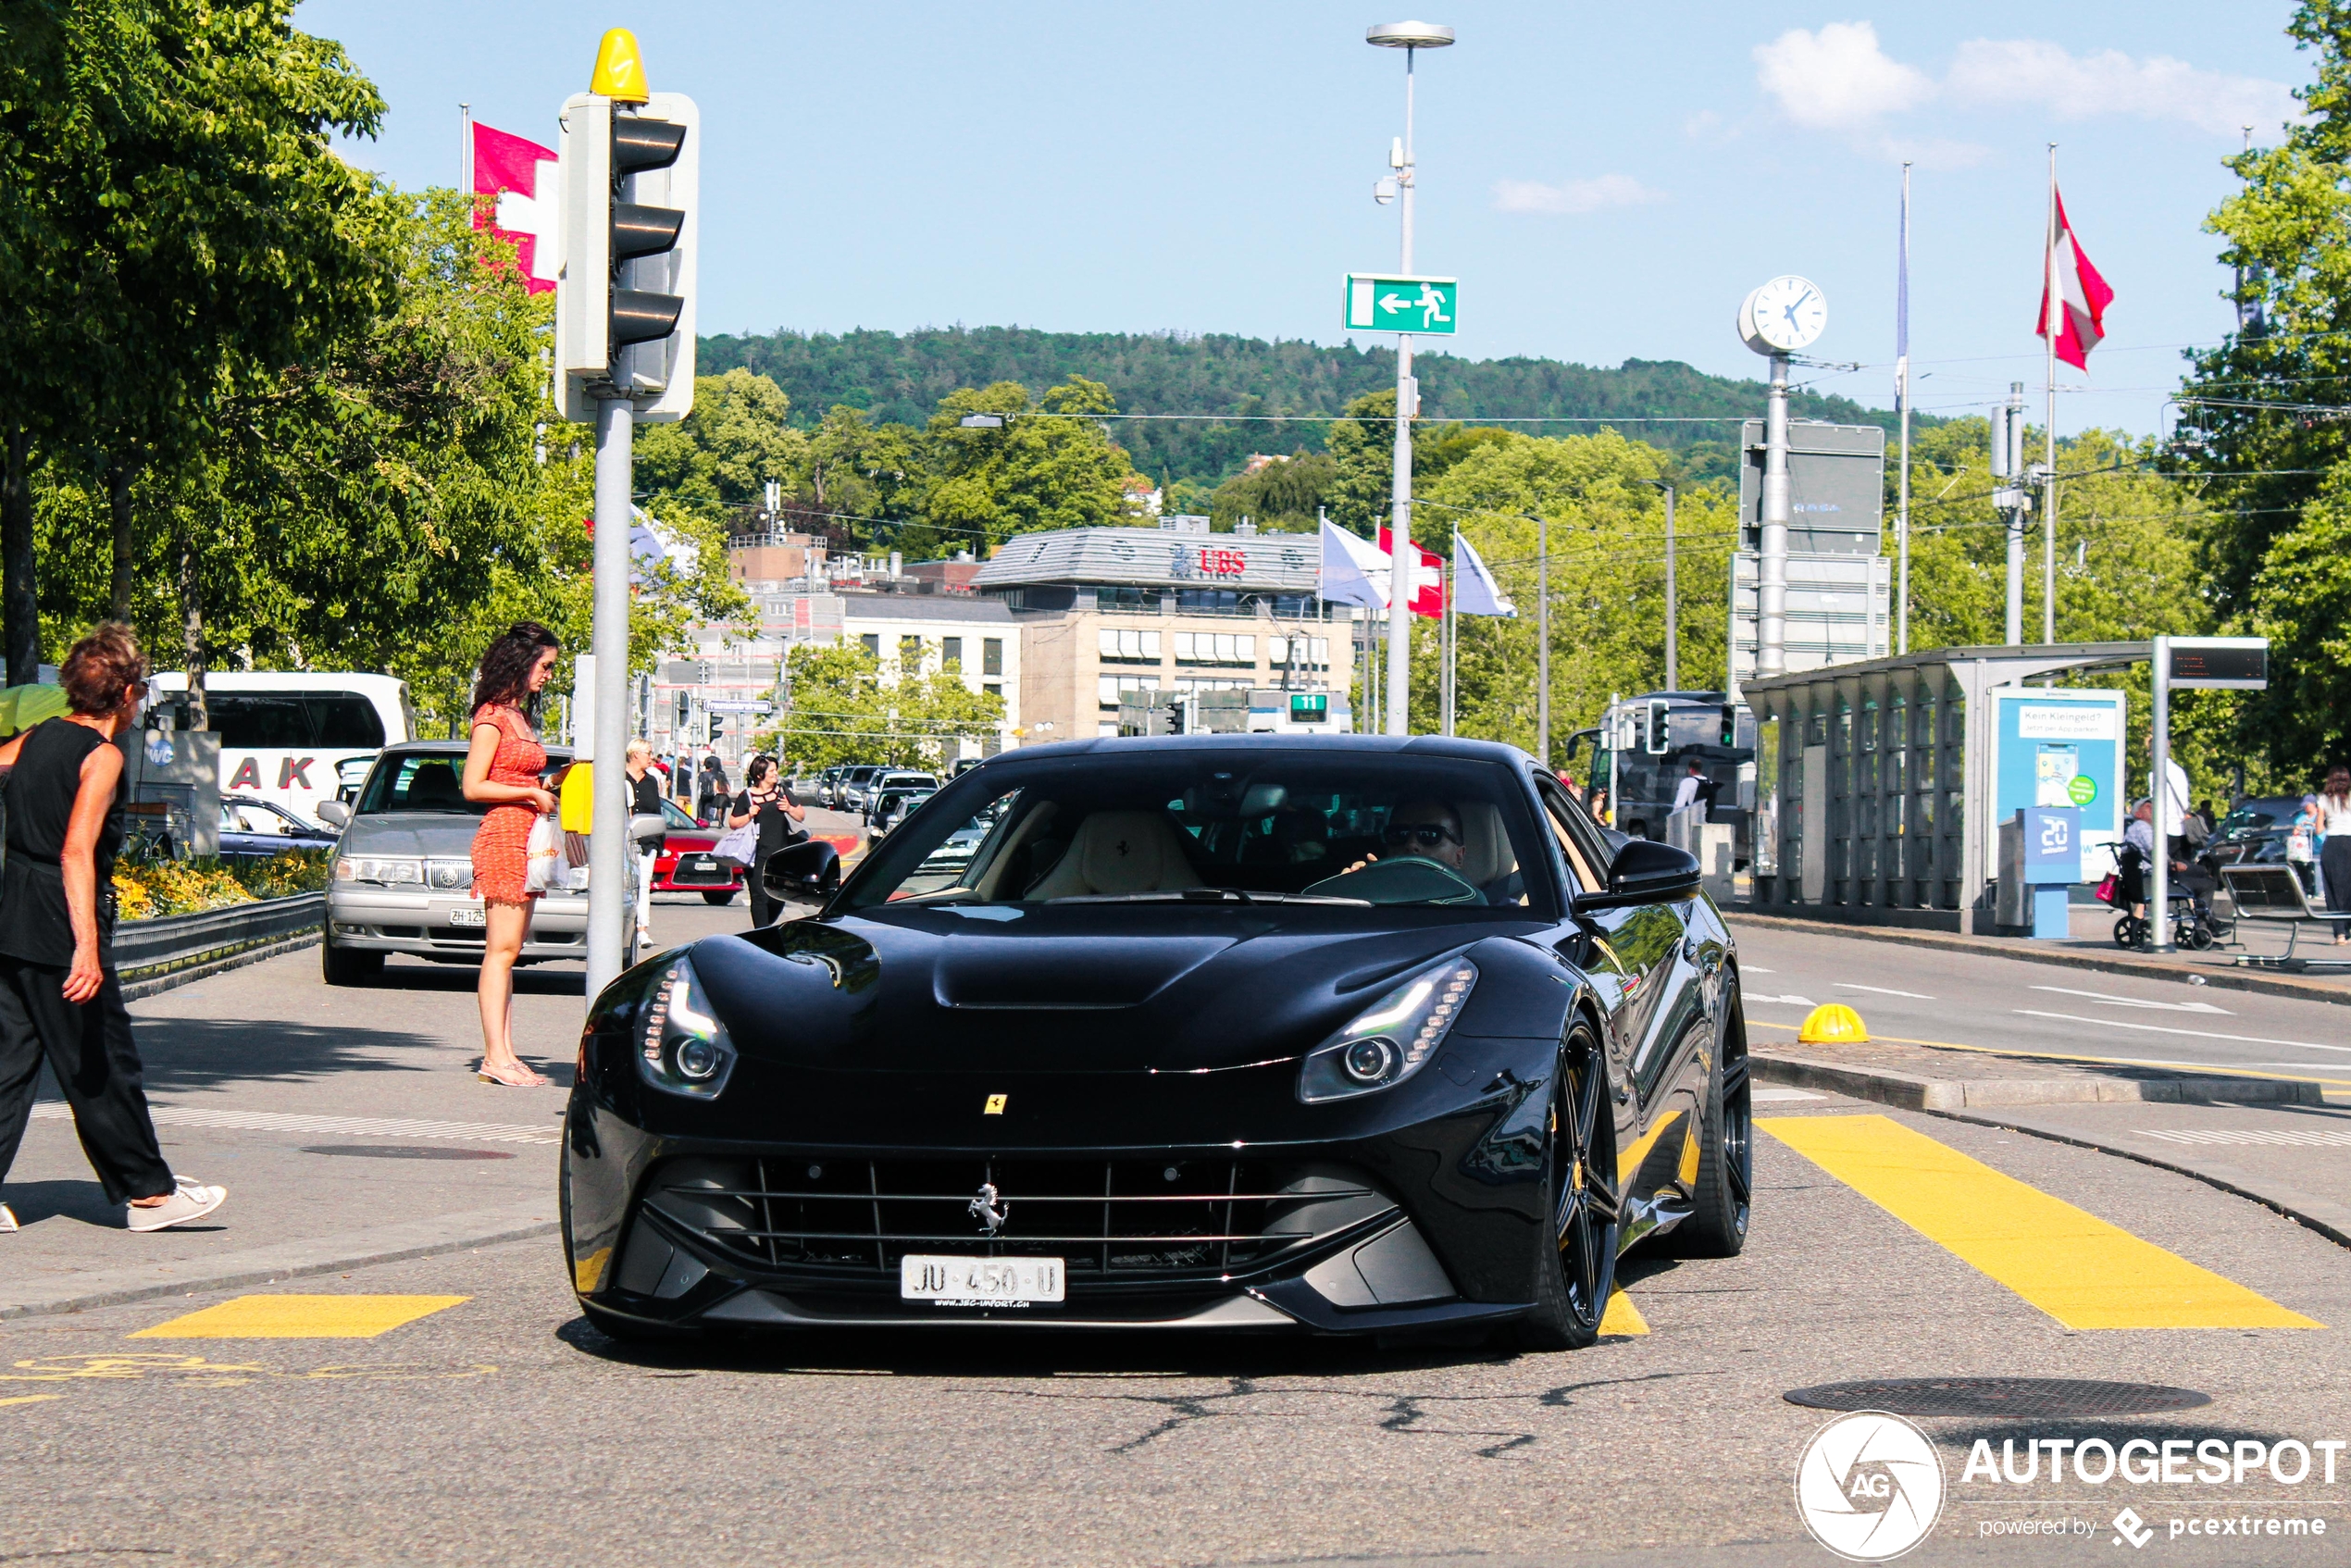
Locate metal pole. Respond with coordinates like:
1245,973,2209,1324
587,394,635,999
1997,392,2022,645
1536,511,1549,769
2150,635,2171,952
1758,354,1791,678
1896,162,1911,656
1442,540,1456,736
1662,484,1677,691
2043,143,2060,646
461,102,472,198
1385,44,1418,738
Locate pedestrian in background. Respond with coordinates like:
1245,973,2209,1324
461,621,561,1087
626,739,661,951
2121,797,2157,928
2320,765,2351,938
0,624,226,1233
729,753,805,928
2288,793,2322,903
696,752,729,826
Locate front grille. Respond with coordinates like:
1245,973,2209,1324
643,1156,1394,1284
668,859,733,886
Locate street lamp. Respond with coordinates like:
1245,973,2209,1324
1366,19,1453,738
1637,479,1677,692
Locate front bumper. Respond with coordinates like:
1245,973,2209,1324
653,849,743,893
562,1036,1561,1336
326,887,598,962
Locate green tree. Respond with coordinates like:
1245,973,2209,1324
1323,389,1511,536
634,368,807,524
765,641,1001,770
1210,450,1338,532
913,377,1136,556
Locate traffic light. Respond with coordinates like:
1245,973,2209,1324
707,714,726,745
554,31,699,425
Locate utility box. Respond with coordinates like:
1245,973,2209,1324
119,724,220,859
1997,806,2079,938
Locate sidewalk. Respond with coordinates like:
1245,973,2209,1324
1,896,746,1320
1729,904,2351,1008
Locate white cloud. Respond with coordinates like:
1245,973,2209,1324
1492,174,1666,216
1946,39,2300,135
1753,21,1934,131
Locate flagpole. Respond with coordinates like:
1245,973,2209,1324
2044,143,2059,645
461,102,472,199
1896,162,1912,657
1442,544,1456,737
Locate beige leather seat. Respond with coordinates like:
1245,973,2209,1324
1454,800,1512,887
1026,811,1204,900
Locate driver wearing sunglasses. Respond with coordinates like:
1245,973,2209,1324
1340,800,1469,877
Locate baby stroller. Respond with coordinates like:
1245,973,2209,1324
2103,840,2221,951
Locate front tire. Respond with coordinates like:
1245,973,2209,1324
1664,998,1751,1258
320,935,383,987
1513,1024,1621,1350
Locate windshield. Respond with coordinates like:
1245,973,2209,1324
843,750,1551,915
356,753,480,815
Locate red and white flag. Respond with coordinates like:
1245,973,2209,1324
473,122,558,293
2036,190,2112,371
1377,527,1445,618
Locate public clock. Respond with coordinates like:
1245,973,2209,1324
1738,276,1827,355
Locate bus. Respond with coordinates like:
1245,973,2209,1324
1565,690,1757,860
146,672,416,828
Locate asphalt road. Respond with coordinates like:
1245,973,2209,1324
1726,921,2351,1096
6,1086,2348,1566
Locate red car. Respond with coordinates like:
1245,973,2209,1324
647,797,747,905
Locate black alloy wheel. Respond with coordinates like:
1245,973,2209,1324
1664,999,1751,1257
1513,1025,1621,1350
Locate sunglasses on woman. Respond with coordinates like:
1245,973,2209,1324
1382,822,1462,849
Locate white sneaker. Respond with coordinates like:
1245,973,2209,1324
125,1176,228,1232
0,1203,16,1233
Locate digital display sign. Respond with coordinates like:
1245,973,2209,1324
2166,641,2268,690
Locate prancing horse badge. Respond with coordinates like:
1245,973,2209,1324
983,1093,1007,1115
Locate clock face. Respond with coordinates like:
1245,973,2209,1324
1741,275,1827,354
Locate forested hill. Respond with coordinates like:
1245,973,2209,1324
697,325,1904,488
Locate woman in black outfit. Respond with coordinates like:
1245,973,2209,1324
0,624,226,1234
728,753,805,927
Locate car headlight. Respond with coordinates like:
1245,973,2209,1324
635,955,737,1099
334,855,423,885
1298,956,1478,1103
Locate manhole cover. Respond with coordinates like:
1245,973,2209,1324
1785,1378,2211,1418
300,1145,515,1162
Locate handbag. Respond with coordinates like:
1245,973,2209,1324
2094,871,2118,906
524,811,566,894
713,819,760,867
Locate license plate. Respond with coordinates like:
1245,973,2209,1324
899,1254,1064,1306
448,907,486,927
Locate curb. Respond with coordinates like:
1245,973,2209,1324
1918,1107,2351,1255
0,1203,560,1322
120,929,318,1002
1752,1049,2325,1112
1727,909,2351,1009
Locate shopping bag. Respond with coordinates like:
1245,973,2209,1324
712,820,760,867
524,812,566,894
2094,872,2118,906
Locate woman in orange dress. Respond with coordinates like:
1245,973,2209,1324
460,622,561,1086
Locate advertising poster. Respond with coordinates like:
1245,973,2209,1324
1992,691,2127,882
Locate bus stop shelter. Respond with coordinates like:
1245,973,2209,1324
1736,641,2157,934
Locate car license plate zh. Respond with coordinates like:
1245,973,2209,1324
899,1254,1064,1307
448,907,487,927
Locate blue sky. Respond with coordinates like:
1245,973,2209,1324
304,2,2308,439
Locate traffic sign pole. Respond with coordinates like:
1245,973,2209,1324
1385,47,1420,738
587,392,633,998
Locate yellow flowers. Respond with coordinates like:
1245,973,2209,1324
112,851,330,921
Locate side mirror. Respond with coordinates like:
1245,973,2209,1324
761,839,841,913
629,813,667,849
317,800,350,828
1572,838,1701,914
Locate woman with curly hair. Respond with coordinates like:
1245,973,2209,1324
461,621,561,1086
0,624,227,1233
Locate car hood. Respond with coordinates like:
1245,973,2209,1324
684,904,1549,1075
338,812,485,856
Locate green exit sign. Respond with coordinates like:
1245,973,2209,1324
1343,274,1458,335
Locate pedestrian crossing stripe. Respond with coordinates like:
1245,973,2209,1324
131,1295,469,1339
1599,1288,1648,1337
1760,1114,2321,1330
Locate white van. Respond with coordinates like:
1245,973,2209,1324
147,672,417,827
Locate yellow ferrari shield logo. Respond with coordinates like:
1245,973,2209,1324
983,1093,1007,1115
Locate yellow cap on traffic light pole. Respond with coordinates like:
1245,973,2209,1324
590,28,650,103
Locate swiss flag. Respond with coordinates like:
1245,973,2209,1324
2036,190,2112,371
1378,527,1445,618
474,122,558,293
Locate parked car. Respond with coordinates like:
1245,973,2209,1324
864,771,939,828
566,734,1747,1346
867,788,934,841
646,795,749,906
814,765,849,809
837,765,888,813
317,741,662,985
219,795,340,859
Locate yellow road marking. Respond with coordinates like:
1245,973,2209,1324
1760,1114,2321,1330
1598,1288,1648,1336
0,1393,63,1408
131,1295,470,1340
1747,1017,2351,1090
1615,1109,1683,1188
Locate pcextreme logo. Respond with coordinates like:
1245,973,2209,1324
1795,1411,1947,1562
